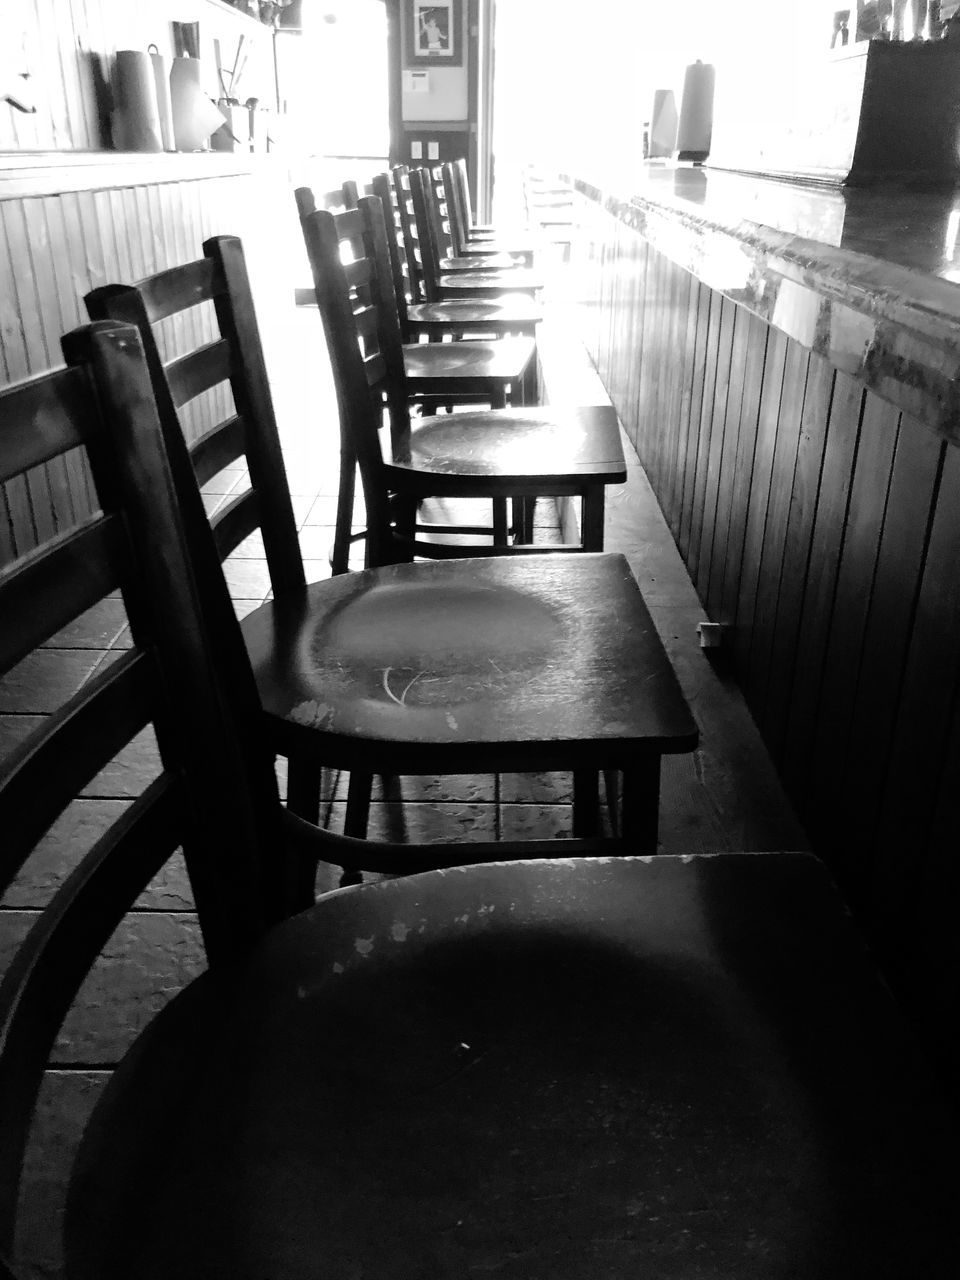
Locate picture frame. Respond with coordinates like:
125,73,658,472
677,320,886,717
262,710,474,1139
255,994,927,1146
404,0,463,67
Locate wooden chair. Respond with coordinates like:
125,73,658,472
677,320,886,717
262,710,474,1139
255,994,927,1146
439,161,535,264
1,335,952,1280
452,154,498,237
370,171,544,344
295,181,536,412
408,168,544,302
305,199,628,565
82,232,692,853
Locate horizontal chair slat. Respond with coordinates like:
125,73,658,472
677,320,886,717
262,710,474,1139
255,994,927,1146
190,416,246,489
0,774,183,1230
0,366,92,483
211,489,261,560
0,516,129,673
138,258,218,324
166,339,232,410
0,649,156,896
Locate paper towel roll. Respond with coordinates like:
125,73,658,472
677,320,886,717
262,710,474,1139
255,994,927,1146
170,57,228,152
677,61,715,163
150,49,175,151
112,50,163,152
649,89,678,158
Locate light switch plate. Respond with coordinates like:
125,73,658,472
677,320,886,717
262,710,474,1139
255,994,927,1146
427,140,439,160
411,140,423,159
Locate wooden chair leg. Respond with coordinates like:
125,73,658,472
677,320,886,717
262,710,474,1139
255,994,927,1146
340,772,374,887
493,498,509,545
620,757,661,855
283,755,323,912
581,486,606,552
332,445,357,575
572,770,600,837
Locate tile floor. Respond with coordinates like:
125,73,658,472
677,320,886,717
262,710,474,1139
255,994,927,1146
1,280,808,1278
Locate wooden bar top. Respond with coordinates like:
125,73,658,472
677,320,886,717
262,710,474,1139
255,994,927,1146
567,162,960,444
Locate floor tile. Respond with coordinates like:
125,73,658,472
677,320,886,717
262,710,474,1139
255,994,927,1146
323,800,498,844
80,727,162,799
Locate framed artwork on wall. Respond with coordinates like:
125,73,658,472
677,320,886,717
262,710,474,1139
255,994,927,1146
405,0,463,67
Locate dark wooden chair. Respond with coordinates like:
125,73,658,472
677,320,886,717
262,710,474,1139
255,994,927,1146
304,198,628,565
438,160,535,264
370,171,544,344
408,168,544,302
82,232,691,856
296,181,537,413
452,154,498,237
1,332,953,1280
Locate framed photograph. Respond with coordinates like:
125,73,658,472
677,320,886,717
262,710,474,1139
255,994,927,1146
405,0,463,67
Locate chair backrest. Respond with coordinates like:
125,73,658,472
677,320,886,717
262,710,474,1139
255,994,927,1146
441,161,471,258
370,171,414,339
0,322,285,1253
407,167,446,302
300,198,411,567
454,156,476,229
391,165,429,305
84,237,305,601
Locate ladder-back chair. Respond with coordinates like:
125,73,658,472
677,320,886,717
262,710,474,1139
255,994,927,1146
1,329,950,1280
304,198,629,565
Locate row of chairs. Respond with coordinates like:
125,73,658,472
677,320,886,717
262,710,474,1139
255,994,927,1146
0,167,954,1272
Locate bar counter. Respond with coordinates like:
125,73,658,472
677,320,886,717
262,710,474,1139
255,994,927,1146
564,163,960,1089
568,162,960,443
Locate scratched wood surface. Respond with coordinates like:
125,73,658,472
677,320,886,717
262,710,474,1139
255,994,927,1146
573,203,960,1090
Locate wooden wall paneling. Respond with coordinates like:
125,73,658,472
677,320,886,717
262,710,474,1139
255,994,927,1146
676,283,712,560
18,196,83,534
39,193,97,523
779,371,865,800
742,339,810,716
729,327,789,682
635,241,663,479
694,295,738,603
623,233,648,456
35,0,78,148
835,418,945,889
0,222,35,565
665,268,699,542
67,0,98,147
870,443,960,943
703,302,751,624
657,258,685,532
686,294,729,587
905,655,960,1078
760,352,835,759
1,200,59,548
609,230,632,440
802,393,902,869
716,310,768,631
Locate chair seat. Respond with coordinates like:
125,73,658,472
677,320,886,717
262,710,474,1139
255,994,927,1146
406,298,542,337
66,854,955,1279
438,269,542,298
392,404,625,486
403,336,535,387
438,252,525,272
240,552,690,774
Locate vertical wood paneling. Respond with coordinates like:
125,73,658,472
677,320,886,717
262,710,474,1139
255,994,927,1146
761,352,835,758
1,168,275,566
731,328,788,679
676,285,712,560
836,421,945,886
803,396,901,866
743,339,810,716
694,295,737,601
570,201,960,1079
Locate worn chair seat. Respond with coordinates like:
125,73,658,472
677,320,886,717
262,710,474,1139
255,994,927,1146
436,268,542,298
437,251,528,272
406,296,542,338
65,854,956,1280
241,553,694,806
402,335,535,402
